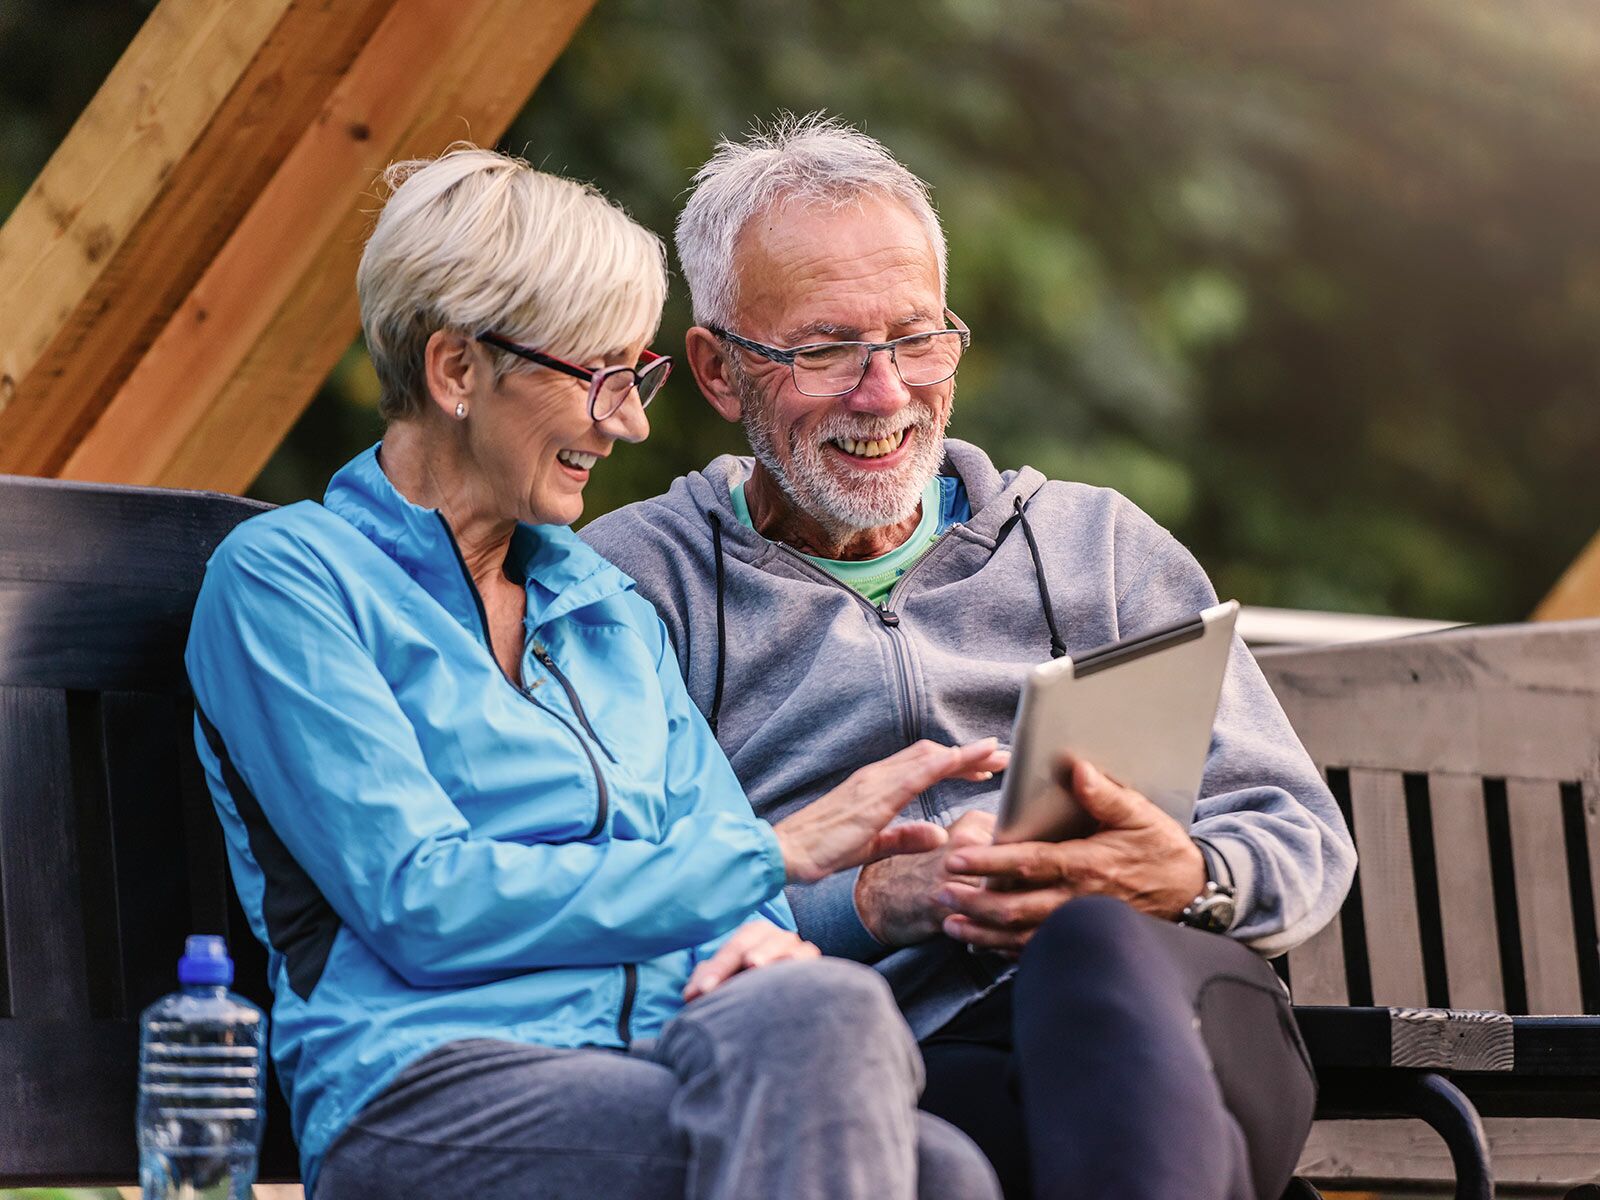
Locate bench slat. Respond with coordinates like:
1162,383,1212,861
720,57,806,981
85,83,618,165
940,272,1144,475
1508,778,1585,1015
1287,917,1350,1006
1430,772,1505,1011
1349,768,1429,1007
1299,1116,1600,1191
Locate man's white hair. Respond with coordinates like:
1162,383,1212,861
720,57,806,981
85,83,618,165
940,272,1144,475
675,114,947,328
357,143,668,421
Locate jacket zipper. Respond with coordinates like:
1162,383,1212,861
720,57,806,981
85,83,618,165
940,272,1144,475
617,963,638,1045
768,540,954,822
436,514,610,839
532,644,618,763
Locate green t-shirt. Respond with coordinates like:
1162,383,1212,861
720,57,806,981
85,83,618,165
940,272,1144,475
729,476,944,605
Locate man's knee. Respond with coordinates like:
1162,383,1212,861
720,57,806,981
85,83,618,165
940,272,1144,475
1024,895,1149,973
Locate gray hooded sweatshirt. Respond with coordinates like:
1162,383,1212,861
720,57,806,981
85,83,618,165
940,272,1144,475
583,439,1355,1037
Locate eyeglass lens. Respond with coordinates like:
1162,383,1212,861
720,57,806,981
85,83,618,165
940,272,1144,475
790,331,964,397
590,359,670,420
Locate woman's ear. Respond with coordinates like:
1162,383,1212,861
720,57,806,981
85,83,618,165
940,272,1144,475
685,326,743,423
423,330,486,420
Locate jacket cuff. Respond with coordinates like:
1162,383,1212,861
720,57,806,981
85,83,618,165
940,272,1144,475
1193,833,1257,935
783,865,889,964
750,821,791,898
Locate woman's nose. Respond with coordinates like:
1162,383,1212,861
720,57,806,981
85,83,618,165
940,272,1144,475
596,388,651,444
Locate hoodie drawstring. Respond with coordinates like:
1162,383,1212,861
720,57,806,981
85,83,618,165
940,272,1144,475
704,493,1066,738
1012,495,1068,659
707,512,729,735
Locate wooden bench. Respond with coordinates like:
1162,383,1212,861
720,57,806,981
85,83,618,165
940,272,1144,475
0,473,297,1187
1260,622,1600,1198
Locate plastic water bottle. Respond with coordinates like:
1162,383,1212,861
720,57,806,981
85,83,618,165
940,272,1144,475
137,935,267,1200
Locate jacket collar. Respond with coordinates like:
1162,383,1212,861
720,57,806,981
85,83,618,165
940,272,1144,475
323,445,631,637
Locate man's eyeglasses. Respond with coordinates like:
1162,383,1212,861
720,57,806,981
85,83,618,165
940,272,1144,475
476,332,672,420
705,310,971,399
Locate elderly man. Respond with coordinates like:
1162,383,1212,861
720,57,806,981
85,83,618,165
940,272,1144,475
584,116,1355,1200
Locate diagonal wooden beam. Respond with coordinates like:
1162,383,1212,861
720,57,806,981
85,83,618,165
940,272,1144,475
2,0,597,491
0,0,399,476
1533,531,1600,620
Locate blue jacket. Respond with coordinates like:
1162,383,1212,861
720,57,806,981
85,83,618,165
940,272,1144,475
186,446,792,1190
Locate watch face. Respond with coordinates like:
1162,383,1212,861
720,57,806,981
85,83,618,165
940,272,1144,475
1209,894,1236,931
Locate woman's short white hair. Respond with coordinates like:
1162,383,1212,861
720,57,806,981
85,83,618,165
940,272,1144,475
676,113,947,328
357,144,668,421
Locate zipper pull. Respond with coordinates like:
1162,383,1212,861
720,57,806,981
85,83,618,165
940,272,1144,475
877,607,901,628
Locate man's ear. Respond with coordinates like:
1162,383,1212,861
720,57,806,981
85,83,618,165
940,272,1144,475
685,326,743,424
423,330,484,419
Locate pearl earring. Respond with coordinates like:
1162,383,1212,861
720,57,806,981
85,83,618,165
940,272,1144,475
455,402,467,419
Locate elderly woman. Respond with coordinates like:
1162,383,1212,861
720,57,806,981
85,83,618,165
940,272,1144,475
184,146,1003,1200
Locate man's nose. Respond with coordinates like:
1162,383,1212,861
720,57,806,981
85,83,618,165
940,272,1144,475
842,347,911,415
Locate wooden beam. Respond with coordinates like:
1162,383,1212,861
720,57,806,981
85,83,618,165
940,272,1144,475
0,0,399,476
2,0,597,491
1534,529,1600,620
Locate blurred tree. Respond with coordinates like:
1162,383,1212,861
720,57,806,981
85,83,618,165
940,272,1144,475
4,0,1599,622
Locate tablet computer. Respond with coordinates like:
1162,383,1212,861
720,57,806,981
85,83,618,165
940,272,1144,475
995,599,1239,843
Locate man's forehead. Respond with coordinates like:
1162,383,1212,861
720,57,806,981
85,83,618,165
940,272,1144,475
730,194,940,332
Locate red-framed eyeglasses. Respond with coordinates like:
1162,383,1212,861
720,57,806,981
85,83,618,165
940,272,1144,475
477,332,672,420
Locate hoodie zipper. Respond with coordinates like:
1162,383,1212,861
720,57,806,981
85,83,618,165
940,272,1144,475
436,514,611,839
768,539,956,822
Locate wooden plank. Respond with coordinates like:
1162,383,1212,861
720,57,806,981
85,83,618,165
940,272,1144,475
1259,620,1600,782
1535,527,1600,621
1300,1116,1600,1191
1508,778,1586,1015
0,688,90,1018
1347,768,1429,1007
56,0,599,492
1287,917,1350,1006
1430,772,1506,1011
0,0,399,476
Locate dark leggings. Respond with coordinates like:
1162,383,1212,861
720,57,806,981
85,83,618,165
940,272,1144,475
918,896,1316,1200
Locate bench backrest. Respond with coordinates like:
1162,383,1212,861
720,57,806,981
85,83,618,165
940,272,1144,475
1258,620,1600,1015
0,473,297,1184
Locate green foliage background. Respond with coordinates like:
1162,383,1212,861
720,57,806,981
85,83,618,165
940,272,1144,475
6,0,1600,623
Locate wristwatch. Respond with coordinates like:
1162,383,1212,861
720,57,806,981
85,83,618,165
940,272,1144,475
1178,838,1237,933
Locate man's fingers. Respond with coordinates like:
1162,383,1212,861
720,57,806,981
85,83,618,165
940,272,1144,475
864,821,947,862
938,881,1064,932
944,840,1069,886
942,913,1029,954
1057,756,1144,828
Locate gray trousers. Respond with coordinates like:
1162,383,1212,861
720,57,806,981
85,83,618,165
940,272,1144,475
315,958,1000,1200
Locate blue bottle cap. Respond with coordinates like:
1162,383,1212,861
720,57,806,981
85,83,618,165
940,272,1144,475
178,934,234,986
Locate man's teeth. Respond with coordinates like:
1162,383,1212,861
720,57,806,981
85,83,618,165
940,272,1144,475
832,431,906,459
557,449,598,470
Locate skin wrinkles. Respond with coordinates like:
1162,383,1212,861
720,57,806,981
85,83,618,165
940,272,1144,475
686,194,954,560
683,190,1206,954
381,331,650,682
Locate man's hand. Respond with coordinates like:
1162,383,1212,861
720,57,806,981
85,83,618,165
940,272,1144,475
854,810,996,946
773,739,1008,883
682,921,820,1002
939,757,1206,954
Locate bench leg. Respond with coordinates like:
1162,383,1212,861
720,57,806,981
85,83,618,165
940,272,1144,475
1398,1072,1493,1200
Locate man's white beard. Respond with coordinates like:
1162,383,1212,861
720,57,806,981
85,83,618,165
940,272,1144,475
737,369,951,538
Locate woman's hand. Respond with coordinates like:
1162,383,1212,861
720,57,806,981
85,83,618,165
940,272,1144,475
683,921,820,1001
774,739,1009,884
